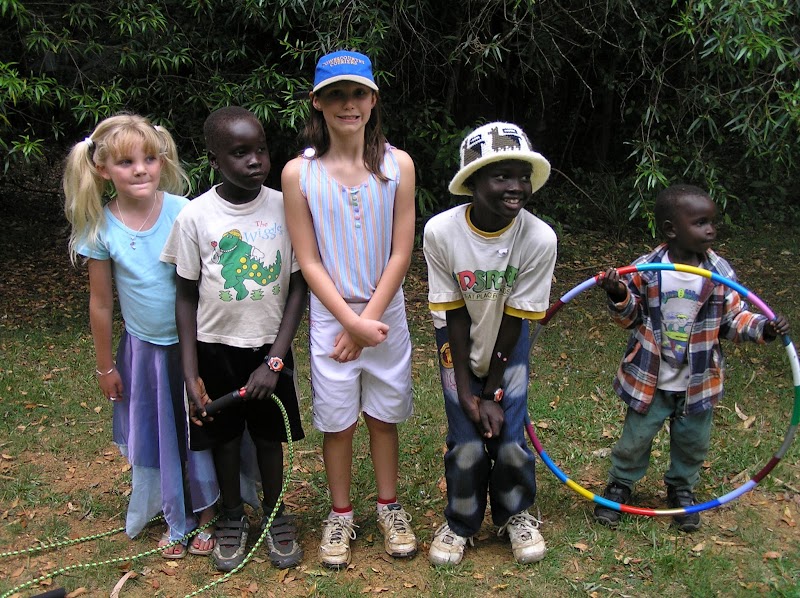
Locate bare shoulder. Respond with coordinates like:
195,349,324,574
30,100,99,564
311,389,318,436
391,147,414,167
281,155,304,179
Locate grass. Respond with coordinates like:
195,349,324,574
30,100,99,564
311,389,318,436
0,191,799,596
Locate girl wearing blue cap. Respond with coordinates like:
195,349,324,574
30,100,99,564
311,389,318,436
282,50,417,569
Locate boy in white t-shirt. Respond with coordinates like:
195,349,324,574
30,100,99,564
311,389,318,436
161,107,307,571
594,184,789,531
423,122,557,566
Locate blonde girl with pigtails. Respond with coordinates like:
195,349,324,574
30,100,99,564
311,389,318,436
63,113,218,559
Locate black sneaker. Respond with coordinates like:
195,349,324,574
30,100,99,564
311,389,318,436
667,486,701,532
212,505,250,572
263,512,303,569
593,482,631,527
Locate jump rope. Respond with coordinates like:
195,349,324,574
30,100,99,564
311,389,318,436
4,265,799,594
0,388,295,598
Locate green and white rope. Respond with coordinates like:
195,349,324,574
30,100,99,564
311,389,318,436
0,394,293,598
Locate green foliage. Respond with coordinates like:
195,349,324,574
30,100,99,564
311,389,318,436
0,0,797,227
625,0,800,232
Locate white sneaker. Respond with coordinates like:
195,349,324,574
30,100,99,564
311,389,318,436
498,511,546,564
428,523,473,566
376,503,417,557
319,516,358,569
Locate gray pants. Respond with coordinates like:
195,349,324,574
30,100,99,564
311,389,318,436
609,389,713,491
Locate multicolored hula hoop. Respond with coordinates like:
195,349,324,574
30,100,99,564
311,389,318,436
526,262,800,517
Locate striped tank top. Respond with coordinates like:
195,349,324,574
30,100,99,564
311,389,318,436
300,146,399,302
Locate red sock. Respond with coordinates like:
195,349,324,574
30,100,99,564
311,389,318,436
377,497,397,509
331,504,353,518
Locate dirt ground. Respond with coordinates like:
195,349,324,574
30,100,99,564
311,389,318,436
3,412,800,598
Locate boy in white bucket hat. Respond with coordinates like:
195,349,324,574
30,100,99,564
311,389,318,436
423,122,557,566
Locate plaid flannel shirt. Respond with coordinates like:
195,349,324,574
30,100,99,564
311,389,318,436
609,244,768,415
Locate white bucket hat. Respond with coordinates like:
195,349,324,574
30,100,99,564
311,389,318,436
448,122,551,196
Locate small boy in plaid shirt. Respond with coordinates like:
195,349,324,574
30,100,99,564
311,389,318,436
594,184,788,531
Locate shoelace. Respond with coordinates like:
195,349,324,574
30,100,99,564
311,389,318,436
498,511,542,541
322,517,358,545
382,509,413,535
435,524,473,548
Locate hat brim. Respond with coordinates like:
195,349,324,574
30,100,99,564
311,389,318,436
448,151,551,196
312,75,379,93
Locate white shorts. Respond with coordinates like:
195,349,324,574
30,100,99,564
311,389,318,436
309,290,413,433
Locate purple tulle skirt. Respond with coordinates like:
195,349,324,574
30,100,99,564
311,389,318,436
112,331,261,543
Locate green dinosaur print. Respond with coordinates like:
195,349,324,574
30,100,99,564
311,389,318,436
210,229,281,301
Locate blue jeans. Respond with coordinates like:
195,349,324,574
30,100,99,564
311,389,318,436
435,322,537,537
609,389,713,491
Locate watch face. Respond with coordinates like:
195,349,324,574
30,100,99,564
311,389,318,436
267,357,284,372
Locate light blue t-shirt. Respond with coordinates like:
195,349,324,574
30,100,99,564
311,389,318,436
77,192,189,345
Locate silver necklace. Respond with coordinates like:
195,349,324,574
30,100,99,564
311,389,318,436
116,194,158,249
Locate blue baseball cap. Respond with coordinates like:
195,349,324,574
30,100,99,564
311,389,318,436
312,50,379,93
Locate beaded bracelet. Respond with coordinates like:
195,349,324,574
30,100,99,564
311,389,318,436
95,366,115,377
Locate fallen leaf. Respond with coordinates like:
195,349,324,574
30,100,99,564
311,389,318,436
763,551,782,559
691,542,705,552
781,506,796,527
734,403,749,421
572,542,589,552
110,571,137,598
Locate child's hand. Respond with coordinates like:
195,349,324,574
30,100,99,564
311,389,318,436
186,377,212,425
98,368,124,403
764,314,790,341
245,364,279,400
597,268,627,303
346,317,389,349
458,393,504,439
330,330,364,363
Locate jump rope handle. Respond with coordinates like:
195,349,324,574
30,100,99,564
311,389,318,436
203,388,246,416
31,589,67,598
203,366,293,416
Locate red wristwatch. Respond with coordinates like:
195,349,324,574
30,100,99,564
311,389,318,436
483,387,503,402
266,356,284,372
